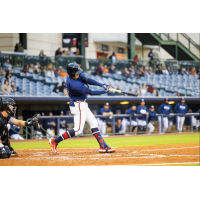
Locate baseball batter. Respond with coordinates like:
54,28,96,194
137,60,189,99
49,62,115,154
174,97,188,133
158,98,171,134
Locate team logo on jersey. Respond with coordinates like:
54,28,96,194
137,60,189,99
164,106,170,110
180,106,185,109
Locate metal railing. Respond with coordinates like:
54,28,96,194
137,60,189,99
25,113,200,138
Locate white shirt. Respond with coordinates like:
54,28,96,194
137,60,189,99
140,88,147,94
162,69,169,75
46,70,55,78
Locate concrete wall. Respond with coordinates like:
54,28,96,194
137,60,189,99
0,33,19,52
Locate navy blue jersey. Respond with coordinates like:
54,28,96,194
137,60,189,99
9,124,21,136
126,108,137,121
147,109,157,123
174,103,188,114
115,124,122,133
99,107,111,115
158,103,171,114
136,105,147,121
43,119,56,130
66,73,104,105
60,119,68,129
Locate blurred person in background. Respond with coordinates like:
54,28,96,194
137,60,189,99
39,50,47,58
197,68,200,79
146,105,157,135
148,67,154,75
136,99,148,134
40,67,46,77
14,43,18,52
59,111,68,136
62,50,67,55
3,58,12,72
148,49,154,59
0,67,6,76
190,67,196,75
34,62,40,74
95,63,104,76
136,67,144,77
55,48,62,56
60,81,68,96
140,83,148,95
1,80,12,93
143,66,149,76
55,68,61,77
174,97,188,133
29,64,34,73
156,65,163,74
109,52,117,64
46,66,55,78
132,55,139,66
175,68,184,75
10,81,25,93
22,64,29,73
109,65,115,74
103,65,109,73
162,66,169,75
5,69,14,80
17,42,24,52
148,84,158,94
44,112,56,139
122,67,129,77
98,52,107,60
74,48,80,55
167,66,173,75
121,104,138,133
53,83,62,93
128,71,134,79
131,65,135,74
115,119,123,134
8,123,24,140
158,98,172,134
184,67,190,75
67,47,73,56
59,66,67,77
97,103,113,135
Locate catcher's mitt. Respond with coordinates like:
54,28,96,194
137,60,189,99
30,114,41,130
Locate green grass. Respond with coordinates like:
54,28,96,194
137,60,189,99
12,133,199,150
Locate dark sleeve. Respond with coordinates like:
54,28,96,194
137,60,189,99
158,105,162,113
186,105,188,113
53,87,56,92
174,104,178,113
85,88,105,95
80,73,102,87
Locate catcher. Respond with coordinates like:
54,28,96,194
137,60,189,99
0,97,40,159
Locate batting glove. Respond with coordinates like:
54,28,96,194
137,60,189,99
104,87,112,93
101,83,109,90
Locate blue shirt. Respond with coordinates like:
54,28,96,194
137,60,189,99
174,102,188,114
99,107,111,115
9,124,21,136
126,108,137,121
136,105,147,121
147,109,157,123
158,103,171,114
43,119,56,130
60,119,68,129
148,52,153,58
66,73,104,104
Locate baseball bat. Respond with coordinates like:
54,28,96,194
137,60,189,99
110,89,138,97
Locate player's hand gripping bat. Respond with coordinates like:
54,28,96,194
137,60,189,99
109,88,138,96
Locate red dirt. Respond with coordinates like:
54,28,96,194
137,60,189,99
0,142,199,166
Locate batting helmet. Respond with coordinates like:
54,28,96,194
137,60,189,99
0,97,17,117
67,62,83,78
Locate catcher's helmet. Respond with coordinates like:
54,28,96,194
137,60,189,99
67,62,83,78
0,97,17,117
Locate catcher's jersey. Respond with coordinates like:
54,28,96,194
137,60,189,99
0,112,15,136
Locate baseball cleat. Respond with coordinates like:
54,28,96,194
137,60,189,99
99,145,115,153
49,138,58,154
9,147,18,156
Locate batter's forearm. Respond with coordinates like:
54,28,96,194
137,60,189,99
85,88,105,95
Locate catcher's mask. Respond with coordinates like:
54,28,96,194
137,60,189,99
0,98,17,117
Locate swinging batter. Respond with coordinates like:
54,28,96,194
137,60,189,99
49,63,115,154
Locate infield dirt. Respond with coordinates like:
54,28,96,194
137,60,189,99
0,142,199,166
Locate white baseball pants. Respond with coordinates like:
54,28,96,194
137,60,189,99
59,128,66,136
147,122,155,134
35,131,43,139
158,116,168,133
137,119,146,126
70,101,99,136
97,118,106,134
177,116,185,132
46,129,55,139
10,134,24,140
121,118,137,133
